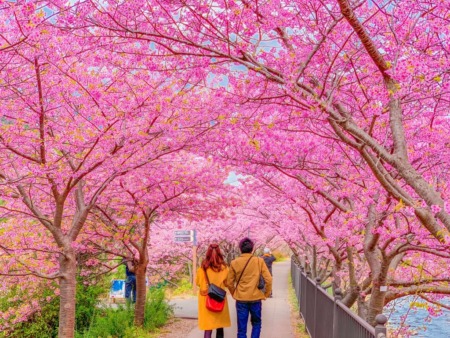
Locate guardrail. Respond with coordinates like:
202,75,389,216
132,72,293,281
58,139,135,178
291,260,388,338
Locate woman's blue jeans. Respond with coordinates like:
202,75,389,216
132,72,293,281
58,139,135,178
236,300,262,338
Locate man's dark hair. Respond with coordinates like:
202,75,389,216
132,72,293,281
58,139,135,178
239,237,254,253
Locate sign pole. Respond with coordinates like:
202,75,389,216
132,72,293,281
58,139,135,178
192,230,197,294
172,229,197,293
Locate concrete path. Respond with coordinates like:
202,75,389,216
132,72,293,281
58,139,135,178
170,260,294,338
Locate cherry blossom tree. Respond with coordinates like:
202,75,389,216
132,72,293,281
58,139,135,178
2,1,450,335
84,152,232,325
79,0,450,242
0,5,221,335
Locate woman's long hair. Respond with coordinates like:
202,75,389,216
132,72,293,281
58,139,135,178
201,244,226,272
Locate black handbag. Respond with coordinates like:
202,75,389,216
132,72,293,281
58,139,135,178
258,275,265,290
257,258,266,290
204,268,226,302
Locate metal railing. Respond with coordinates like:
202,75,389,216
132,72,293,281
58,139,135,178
291,260,388,338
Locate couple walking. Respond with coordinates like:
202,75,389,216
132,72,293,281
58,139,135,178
196,237,273,338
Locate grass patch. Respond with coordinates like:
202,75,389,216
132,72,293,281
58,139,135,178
287,275,310,338
297,322,307,334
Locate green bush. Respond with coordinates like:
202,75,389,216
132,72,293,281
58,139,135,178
79,305,134,338
76,278,108,333
143,288,173,330
80,288,172,337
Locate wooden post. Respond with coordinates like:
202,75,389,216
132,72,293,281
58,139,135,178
192,230,198,293
192,245,198,293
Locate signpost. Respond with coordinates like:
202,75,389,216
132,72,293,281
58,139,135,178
174,229,197,293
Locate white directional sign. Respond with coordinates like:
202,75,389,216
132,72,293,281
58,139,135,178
173,230,196,243
174,230,193,236
174,237,193,242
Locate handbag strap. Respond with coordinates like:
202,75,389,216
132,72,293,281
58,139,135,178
203,267,210,286
233,256,253,295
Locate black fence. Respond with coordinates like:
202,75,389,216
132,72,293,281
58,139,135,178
291,260,388,338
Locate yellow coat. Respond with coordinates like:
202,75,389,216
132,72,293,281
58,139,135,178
196,266,231,330
227,253,272,301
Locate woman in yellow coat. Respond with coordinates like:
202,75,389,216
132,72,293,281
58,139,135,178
196,243,231,338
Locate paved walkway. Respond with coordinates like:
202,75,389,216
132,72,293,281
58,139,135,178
170,260,294,337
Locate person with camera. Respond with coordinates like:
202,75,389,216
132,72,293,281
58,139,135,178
122,258,137,304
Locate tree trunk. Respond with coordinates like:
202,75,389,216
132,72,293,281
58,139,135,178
367,282,387,326
311,246,317,279
342,247,359,307
357,295,369,320
134,263,148,327
58,249,77,338
342,285,360,308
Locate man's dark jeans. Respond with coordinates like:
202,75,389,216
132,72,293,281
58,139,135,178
236,300,262,338
125,275,136,303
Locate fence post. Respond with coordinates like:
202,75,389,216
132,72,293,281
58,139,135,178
374,314,387,338
313,277,321,337
303,271,311,333
300,265,304,295
332,288,342,338
290,259,293,282
291,260,295,293
297,266,302,311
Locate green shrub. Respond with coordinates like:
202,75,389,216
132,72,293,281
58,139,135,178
80,288,172,337
80,305,134,338
76,278,108,333
143,288,173,330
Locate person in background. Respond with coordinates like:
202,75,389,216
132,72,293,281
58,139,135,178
262,248,276,297
227,238,272,338
123,258,137,304
196,244,231,338
262,248,276,275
